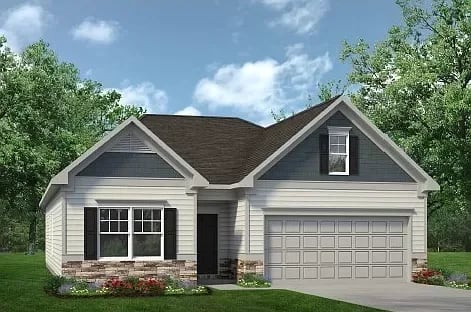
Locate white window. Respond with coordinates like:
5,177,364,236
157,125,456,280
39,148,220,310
328,127,351,175
98,207,163,260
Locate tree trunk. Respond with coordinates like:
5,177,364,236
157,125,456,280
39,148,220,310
27,213,37,255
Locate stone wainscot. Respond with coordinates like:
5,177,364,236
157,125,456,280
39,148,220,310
62,260,197,283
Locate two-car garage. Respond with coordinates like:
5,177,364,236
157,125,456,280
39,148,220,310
264,216,409,281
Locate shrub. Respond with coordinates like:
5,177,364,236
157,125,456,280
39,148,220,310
428,275,446,286
237,273,271,288
44,275,74,294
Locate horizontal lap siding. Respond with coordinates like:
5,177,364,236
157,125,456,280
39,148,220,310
249,187,425,254
66,178,195,256
45,193,63,275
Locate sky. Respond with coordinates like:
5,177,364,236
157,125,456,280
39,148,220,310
0,0,403,126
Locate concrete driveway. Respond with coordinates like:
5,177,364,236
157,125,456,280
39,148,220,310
273,280,471,312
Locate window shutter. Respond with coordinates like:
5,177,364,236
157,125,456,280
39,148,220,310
319,134,329,174
164,208,177,260
350,136,359,175
84,207,97,260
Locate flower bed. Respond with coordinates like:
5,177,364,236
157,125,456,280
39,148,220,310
237,273,271,288
413,268,471,290
44,275,210,298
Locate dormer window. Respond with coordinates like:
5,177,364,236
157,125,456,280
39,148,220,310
328,127,351,175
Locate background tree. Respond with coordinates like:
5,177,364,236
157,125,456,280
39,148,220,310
320,0,470,250
0,37,145,253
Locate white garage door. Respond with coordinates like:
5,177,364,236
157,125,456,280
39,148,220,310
265,216,409,280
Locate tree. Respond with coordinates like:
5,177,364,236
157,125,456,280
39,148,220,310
324,0,471,250
0,37,145,252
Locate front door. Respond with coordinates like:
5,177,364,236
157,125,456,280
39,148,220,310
197,214,218,274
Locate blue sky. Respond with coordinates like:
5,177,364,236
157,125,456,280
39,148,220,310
0,0,403,125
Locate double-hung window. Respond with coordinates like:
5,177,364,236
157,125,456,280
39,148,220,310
98,207,163,260
328,127,351,175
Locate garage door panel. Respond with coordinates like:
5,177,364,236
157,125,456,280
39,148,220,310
303,221,318,233
320,266,335,279
265,216,408,281
285,251,300,264
303,236,318,248
285,236,300,248
320,236,335,248
320,221,335,233
338,266,353,278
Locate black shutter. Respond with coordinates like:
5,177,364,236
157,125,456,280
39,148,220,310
164,208,177,260
350,136,359,175
319,134,329,174
84,207,97,260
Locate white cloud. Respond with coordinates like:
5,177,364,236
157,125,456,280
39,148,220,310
193,43,332,123
72,18,118,44
175,106,202,116
258,0,329,34
112,82,168,113
0,3,51,52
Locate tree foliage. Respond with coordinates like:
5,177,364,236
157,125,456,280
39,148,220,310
0,37,145,252
324,0,471,250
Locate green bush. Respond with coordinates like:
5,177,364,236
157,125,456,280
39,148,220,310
428,275,446,286
44,275,72,294
237,273,271,288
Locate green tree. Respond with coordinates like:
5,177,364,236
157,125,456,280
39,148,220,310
0,37,145,252
324,0,471,250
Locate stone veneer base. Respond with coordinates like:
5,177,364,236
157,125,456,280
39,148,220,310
61,260,197,284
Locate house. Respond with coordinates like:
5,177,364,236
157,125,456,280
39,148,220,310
41,95,439,283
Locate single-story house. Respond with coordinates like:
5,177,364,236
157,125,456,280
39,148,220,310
42,95,439,283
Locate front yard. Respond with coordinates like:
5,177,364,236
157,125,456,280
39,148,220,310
0,253,381,312
428,252,471,276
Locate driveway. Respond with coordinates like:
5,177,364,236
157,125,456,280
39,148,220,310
273,280,471,312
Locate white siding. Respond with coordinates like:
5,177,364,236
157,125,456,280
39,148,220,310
45,192,63,275
65,177,196,257
249,183,426,254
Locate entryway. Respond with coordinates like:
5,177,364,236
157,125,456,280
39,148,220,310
197,214,218,275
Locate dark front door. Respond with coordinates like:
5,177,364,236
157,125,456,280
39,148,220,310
197,214,218,274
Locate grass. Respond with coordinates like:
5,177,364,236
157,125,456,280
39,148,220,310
0,253,382,312
428,252,471,276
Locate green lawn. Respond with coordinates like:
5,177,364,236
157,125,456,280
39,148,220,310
0,253,382,312
428,252,471,276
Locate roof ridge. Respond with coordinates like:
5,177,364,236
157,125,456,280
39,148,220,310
140,113,264,128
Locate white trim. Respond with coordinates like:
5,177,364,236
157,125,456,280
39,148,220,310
328,127,350,175
97,206,164,261
40,117,209,208
237,96,439,193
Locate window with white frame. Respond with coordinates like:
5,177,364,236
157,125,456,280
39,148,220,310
328,127,351,175
98,207,163,259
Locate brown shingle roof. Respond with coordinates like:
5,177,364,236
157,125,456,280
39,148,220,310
140,95,341,184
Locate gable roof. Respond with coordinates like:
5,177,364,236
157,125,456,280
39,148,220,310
41,95,439,207
140,95,341,184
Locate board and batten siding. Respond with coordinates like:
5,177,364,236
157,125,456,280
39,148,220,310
65,177,196,258
248,182,426,255
45,192,63,275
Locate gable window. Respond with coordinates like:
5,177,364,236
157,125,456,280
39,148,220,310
328,127,351,175
98,206,163,260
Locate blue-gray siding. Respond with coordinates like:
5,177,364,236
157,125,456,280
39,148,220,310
261,111,414,182
78,152,183,178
